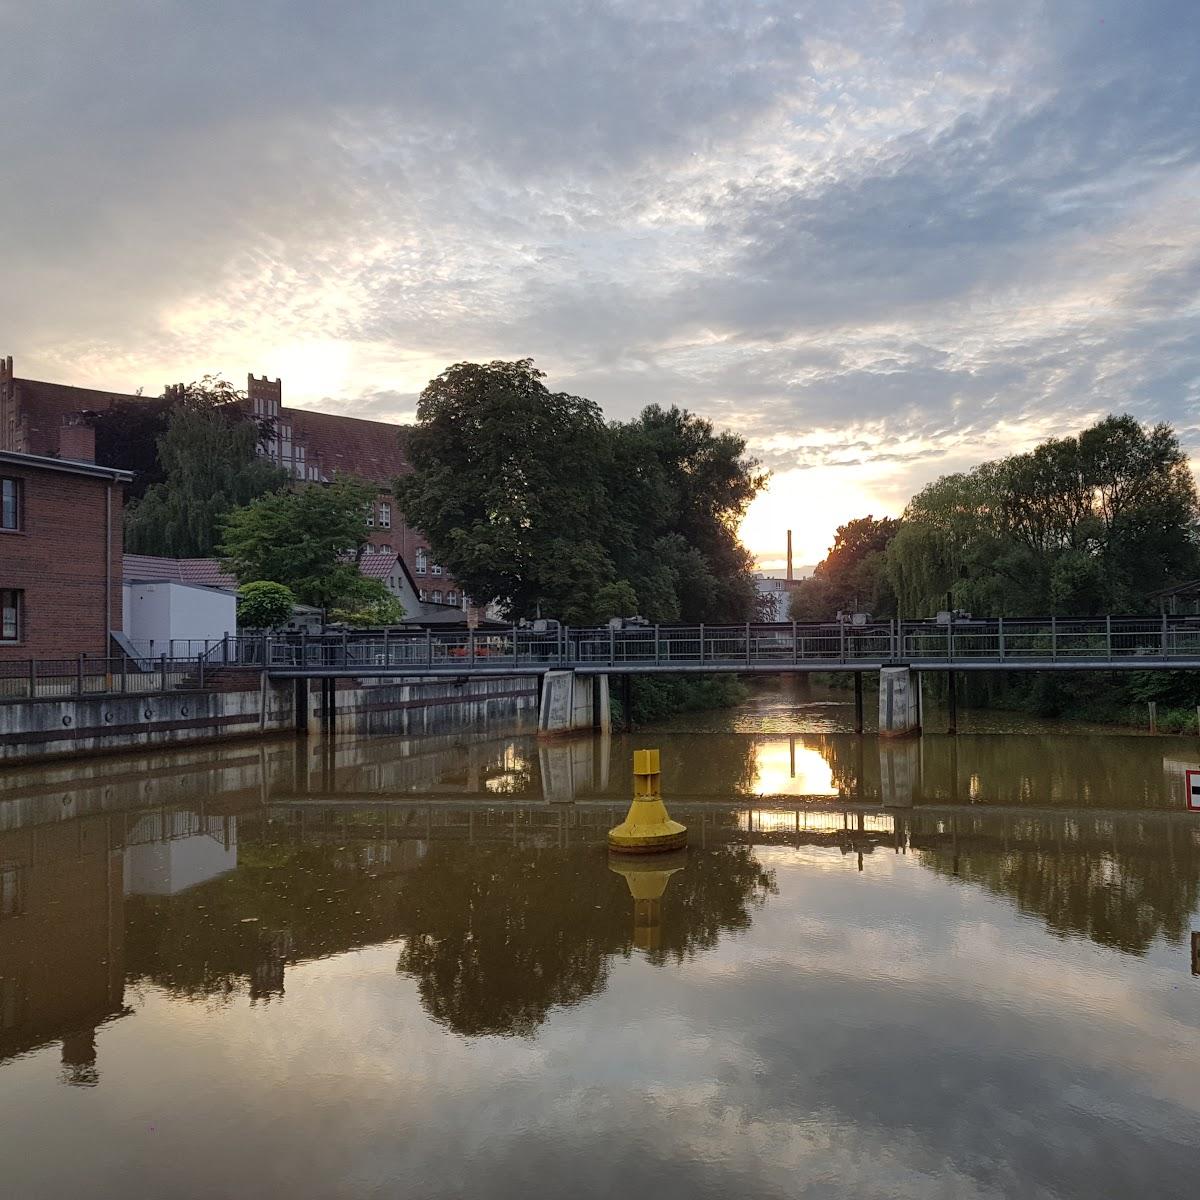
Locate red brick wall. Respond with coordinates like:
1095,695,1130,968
0,463,124,661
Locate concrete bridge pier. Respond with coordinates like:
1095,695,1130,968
878,666,921,738
539,670,610,737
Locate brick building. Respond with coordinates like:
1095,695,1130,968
0,357,464,610
0,440,131,661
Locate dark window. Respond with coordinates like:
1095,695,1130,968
0,478,20,530
0,589,21,641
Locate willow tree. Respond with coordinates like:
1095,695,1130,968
885,415,1200,617
125,378,286,557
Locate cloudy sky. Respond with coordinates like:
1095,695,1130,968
3,1,1198,564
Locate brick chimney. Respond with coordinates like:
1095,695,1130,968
59,415,96,463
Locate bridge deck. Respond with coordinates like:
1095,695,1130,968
173,617,1200,678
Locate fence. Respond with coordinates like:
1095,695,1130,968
209,616,1200,673
0,655,200,700
8,617,1200,697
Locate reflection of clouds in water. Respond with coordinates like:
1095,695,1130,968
83,840,1200,1200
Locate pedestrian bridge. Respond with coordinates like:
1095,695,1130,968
253,616,1200,678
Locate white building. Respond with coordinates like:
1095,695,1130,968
122,555,238,655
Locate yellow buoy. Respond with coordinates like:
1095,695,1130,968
607,748,688,853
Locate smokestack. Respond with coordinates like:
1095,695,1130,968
786,529,793,582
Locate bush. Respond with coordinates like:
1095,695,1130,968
237,581,296,630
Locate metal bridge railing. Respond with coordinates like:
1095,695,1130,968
238,616,1200,672
10,617,1200,698
0,655,201,700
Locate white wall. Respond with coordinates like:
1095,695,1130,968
124,831,238,895
123,582,237,653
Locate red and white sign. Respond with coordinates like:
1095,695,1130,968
1186,769,1200,811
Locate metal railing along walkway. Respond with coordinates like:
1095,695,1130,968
242,615,1200,677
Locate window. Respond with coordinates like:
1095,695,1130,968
431,562,443,576
415,548,427,575
379,502,391,528
366,504,375,528
418,589,428,602
1,478,20,531
0,590,20,641
446,590,458,607
431,590,443,604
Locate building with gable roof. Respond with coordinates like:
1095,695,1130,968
1,357,464,608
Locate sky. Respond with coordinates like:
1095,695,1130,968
2,1,1198,567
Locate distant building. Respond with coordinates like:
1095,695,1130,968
754,573,803,621
0,356,465,607
0,444,130,661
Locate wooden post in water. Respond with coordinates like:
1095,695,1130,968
1149,701,1158,734
854,672,864,734
947,670,957,735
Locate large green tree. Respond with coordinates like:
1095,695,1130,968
395,360,766,623
396,359,615,620
219,476,391,611
885,415,1200,616
125,378,286,556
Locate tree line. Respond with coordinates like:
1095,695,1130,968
792,414,1200,722
96,360,767,638
793,414,1200,621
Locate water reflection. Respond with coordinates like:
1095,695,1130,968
2,733,1198,1066
3,725,1200,1198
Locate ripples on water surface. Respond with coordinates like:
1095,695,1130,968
1,682,1199,1198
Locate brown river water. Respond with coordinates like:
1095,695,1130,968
1,679,1199,1198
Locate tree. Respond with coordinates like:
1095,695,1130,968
219,476,390,611
395,360,767,624
83,395,174,499
395,359,615,619
790,515,900,620
604,408,766,623
125,377,287,556
885,415,1200,617
329,594,406,627
236,581,296,630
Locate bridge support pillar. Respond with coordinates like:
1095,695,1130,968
539,671,609,737
878,667,921,738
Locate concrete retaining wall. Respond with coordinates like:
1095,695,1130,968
0,674,540,765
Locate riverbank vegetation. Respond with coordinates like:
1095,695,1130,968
794,415,1200,726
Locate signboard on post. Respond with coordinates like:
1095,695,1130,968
1186,769,1200,811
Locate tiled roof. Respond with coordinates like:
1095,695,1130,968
358,550,399,579
123,554,237,589
285,407,410,485
10,378,142,457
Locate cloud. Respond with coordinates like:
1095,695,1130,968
1,1,1198,561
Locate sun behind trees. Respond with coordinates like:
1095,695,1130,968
394,359,767,624
794,414,1200,622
